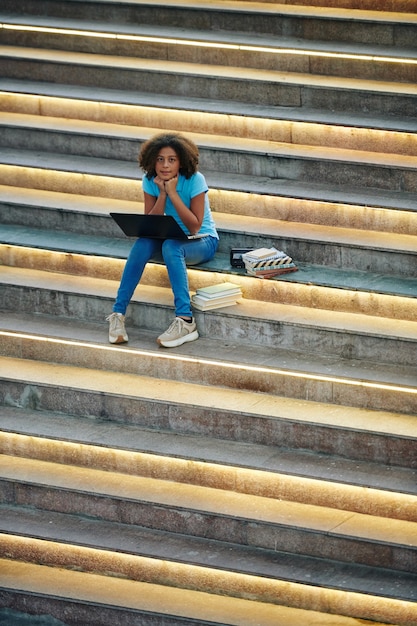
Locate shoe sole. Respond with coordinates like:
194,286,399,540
157,329,199,348
109,336,128,344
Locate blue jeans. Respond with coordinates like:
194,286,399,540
113,236,219,318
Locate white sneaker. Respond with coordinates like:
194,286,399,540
106,312,128,344
157,317,199,348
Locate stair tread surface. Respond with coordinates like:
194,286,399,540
2,78,417,134
2,266,417,345
4,110,417,172
2,44,417,95
2,1,417,22
2,12,417,59
1,347,416,437
0,559,401,626
3,206,416,255
1,406,415,495
1,0,417,21
0,508,416,604
1,148,417,212
2,454,417,549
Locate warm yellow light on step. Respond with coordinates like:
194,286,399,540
2,23,417,65
1,330,415,396
1,535,416,625
2,430,416,520
0,163,137,200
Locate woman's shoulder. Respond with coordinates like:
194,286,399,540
185,170,208,189
192,171,206,182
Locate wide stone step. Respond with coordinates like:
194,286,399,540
3,241,417,324
2,406,416,512
1,0,416,45
0,556,406,626
1,453,416,572
4,454,417,577
1,351,415,464
2,148,416,215
0,505,415,610
2,262,417,372
0,180,417,246
1,45,416,117
2,347,417,462
2,88,417,158
1,302,416,415
2,197,416,279
2,112,417,195
1,178,416,242
2,77,416,139
2,15,416,83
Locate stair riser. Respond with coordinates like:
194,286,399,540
1,166,416,234
1,479,415,571
2,126,417,195
2,93,417,159
0,165,137,202
1,380,416,466
203,153,417,196
0,590,191,626
2,285,417,369
4,31,417,82
3,431,416,520
1,0,415,46
0,325,415,414
1,206,414,275
271,0,417,11
0,204,122,241
2,57,417,117
2,532,417,624
3,245,417,321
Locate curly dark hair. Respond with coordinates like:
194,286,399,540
139,133,199,180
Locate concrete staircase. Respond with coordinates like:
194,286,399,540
0,1,416,624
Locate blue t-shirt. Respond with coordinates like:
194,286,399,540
142,171,218,239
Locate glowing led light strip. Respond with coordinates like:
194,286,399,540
1,330,416,394
2,23,417,65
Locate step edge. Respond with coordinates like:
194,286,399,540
1,44,417,95
1,455,416,549
1,429,416,520
0,557,408,626
3,112,417,169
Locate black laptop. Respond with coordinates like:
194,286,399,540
110,213,208,240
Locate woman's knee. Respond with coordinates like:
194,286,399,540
162,239,183,262
128,238,159,263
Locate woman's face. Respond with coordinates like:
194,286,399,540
155,146,180,180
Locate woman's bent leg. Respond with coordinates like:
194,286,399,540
162,236,218,318
157,236,218,347
113,238,161,314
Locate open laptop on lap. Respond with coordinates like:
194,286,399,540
110,213,208,240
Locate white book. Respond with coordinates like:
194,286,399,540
192,293,241,305
192,295,241,311
195,282,242,299
242,247,287,263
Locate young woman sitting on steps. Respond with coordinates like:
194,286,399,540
107,132,219,348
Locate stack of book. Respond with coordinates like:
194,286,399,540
241,247,297,278
191,282,242,311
